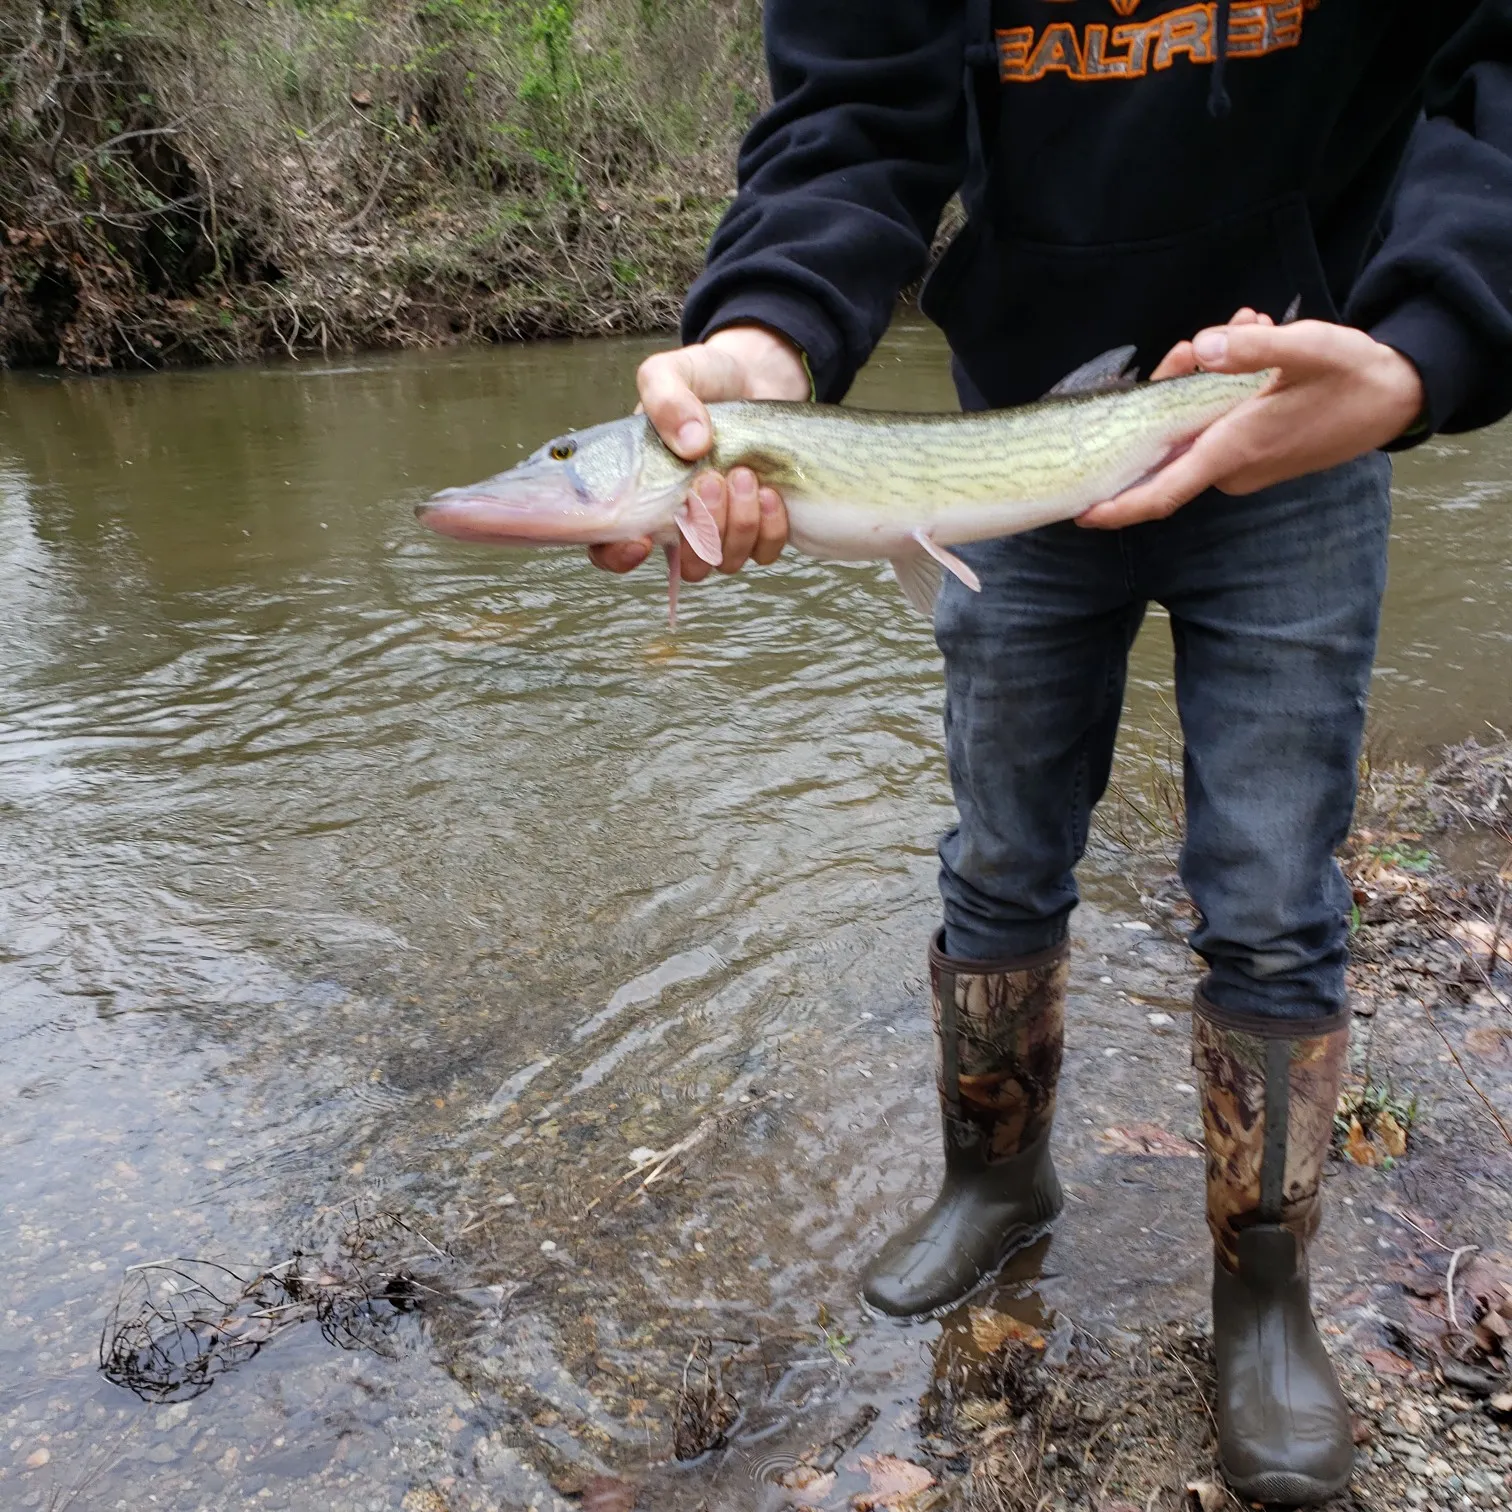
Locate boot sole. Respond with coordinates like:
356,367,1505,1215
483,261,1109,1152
858,1214,1058,1323
1221,1465,1353,1507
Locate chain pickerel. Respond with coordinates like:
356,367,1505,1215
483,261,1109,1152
415,346,1271,624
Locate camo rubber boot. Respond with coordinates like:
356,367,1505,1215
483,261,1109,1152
1193,992,1355,1505
861,930,1067,1318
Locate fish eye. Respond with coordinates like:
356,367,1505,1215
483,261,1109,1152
549,440,576,461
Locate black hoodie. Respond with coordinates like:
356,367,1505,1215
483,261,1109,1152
681,1,1512,437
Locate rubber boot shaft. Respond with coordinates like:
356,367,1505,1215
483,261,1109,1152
862,932,1066,1318
1194,991,1354,1504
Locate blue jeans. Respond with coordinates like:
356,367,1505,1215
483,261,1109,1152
935,452,1392,1022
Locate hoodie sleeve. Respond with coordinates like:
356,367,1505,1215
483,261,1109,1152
1347,3,1512,439
680,1,968,403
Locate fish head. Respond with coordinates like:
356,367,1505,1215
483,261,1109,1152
415,415,690,546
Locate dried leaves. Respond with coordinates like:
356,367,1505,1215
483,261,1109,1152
775,1464,837,1506
578,1477,638,1512
671,1336,738,1461
852,1455,936,1510
1096,1123,1201,1159
1385,1233,1512,1391
1336,1086,1413,1167
1183,1479,1230,1511
778,1452,937,1510
968,1306,1046,1355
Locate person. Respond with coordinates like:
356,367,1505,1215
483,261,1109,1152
592,4,1512,1504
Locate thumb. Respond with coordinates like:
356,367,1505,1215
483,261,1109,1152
636,345,746,460
1191,318,1333,377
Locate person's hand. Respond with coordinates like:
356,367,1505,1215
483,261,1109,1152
588,324,808,580
1076,306,1425,529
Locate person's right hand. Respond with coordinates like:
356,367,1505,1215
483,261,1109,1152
588,324,808,582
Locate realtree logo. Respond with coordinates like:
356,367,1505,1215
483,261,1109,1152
999,0,1320,83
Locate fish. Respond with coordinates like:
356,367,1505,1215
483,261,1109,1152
415,346,1273,625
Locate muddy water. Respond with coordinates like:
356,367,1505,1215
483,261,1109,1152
1,319,1509,1511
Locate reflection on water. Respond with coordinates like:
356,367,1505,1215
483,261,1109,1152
0,320,1508,1509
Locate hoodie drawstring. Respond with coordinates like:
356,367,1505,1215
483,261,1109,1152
1208,0,1233,118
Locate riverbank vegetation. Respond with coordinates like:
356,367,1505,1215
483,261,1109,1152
0,0,763,368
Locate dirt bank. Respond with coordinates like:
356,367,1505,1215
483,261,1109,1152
0,0,762,369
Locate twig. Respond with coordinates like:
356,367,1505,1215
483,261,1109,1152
1379,1207,1454,1253
1487,878,1508,977
1422,998,1512,1148
1446,1245,1480,1331
1431,917,1512,1017
582,1091,779,1214
333,146,401,234
1174,1355,1220,1441
60,117,196,174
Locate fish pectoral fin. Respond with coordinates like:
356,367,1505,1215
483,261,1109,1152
889,552,942,618
1044,344,1140,397
912,529,981,593
676,490,723,565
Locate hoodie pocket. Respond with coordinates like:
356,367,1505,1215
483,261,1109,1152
921,194,1339,407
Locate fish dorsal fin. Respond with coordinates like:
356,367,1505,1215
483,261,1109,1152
890,552,943,618
1280,293,1302,325
1044,345,1140,397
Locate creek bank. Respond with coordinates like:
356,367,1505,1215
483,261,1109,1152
0,1,761,370
940,738,1512,1512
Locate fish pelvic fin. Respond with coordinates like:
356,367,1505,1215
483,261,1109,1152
676,489,723,565
890,551,942,618
663,541,680,629
913,529,981,593
891,532,982,618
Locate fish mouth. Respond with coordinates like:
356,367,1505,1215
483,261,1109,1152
414,488,611,546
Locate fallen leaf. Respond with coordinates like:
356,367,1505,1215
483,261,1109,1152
777,1465,837,1506
1351,1416,1374,1445
968,1305,1046,1354
24,1448,49,1469
1097,1123,1201,1158
1448,918,1512,962
1343,1116,1379,1167
1362,1348,1414,1377
580,1477,637,1512
1184,1479,1227,1511
1490,1391,1512,1415
1466,1027,1510,1059
1377,1109,1408,1159
853,1455,934,1509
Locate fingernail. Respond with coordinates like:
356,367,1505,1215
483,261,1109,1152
696,474,722,506
1193,331,1228,365
676,420,706,455
759,493,778,516
730,469,756,500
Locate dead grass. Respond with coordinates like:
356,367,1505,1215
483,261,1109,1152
0,0,764,368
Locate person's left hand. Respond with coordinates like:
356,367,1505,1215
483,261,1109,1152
1076,306,1425,529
